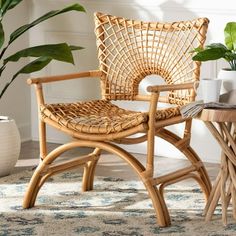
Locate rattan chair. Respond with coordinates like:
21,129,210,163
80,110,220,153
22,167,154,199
24,12,211,227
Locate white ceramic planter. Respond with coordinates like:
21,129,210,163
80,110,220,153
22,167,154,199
0,116,20,177
218,69,236,94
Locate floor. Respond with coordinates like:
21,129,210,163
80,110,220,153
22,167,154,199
16,141,220,185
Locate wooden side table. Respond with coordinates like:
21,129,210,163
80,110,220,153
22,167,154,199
197,108,236,225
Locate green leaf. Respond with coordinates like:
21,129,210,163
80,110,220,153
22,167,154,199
4,43,77,64
225,51,236,61
69,45,84,51
190,46,204,53
0,57,52,99
9,3,85,44
205,43,228,50
0,0,5,7
224,22,236,50
0,0,23,17
5,0,23,10
0,22,4,49
192,48,227,61
17,56,52,74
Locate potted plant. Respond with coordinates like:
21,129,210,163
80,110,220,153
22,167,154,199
192,22,236,94
0,1,85,177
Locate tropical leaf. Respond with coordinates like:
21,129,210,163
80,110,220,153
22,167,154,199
0,2,86,99
0,56,52,99
224,22,236,50
9,3,85,44
5,0,23,10
0,22,4,49
0,43,83,98
17,56,53,74
0,0,23,17
205,43,228,50
0,0,5,7
69,45,84,51
190,46,203,53
192,48,227,61
4,43,79,64
224,51,236,61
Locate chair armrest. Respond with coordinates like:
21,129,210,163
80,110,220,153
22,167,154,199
27,70,102,85
147,82,195,93
147,82,195,125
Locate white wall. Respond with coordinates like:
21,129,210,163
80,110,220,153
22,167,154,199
30,0,236,163
0,1,31,141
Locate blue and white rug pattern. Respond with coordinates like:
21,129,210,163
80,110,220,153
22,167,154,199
0,170,236,236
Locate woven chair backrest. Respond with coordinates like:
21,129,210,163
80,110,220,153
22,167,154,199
94,12,209,105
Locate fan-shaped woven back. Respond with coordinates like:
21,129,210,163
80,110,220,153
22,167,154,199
94,12,209,105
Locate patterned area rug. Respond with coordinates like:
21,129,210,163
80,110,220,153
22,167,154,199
0,169,236,236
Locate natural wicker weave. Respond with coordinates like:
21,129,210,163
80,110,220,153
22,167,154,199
41,100,180,134
95,12,207,104
24,13,212,228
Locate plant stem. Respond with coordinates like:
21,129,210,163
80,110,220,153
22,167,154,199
0,72,18,99
0,64,5,76
0,43,8,60
231,60,236,70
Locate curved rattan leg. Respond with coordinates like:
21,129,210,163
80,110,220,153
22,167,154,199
27,173,51,208
23,145,100,208
82,148,101,191
23,140,171,227
23,164,47,208
144,180,171,227
157,129,212,200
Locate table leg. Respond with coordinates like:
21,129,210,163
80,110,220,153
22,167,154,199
231,182,236,220
204,171,221,216
204,121,236,225
205,176,221,221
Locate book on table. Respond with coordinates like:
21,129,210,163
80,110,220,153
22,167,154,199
180,89,236,118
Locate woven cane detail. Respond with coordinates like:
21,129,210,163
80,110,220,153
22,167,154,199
155,107,180,121
94,12,209,105
41,100,180,134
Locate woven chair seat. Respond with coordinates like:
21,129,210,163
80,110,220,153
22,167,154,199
41,100,180,134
